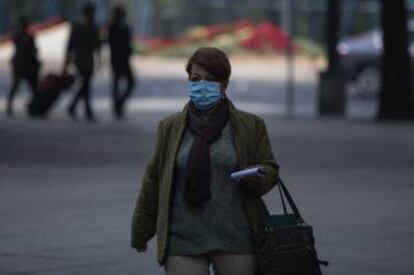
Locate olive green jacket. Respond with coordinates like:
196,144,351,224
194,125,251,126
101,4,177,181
131,100,279,265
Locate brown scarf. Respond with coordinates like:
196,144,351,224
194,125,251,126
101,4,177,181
184,98,230,208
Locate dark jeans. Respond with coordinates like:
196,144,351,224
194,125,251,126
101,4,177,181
112,63,135,118
7,69,39,115
69,67,94,119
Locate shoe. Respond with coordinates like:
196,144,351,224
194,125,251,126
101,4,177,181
67,108,78,122
86,114,97,123
113,102,122,120
115,109,125,121
86,117,97,123
6,104,13,118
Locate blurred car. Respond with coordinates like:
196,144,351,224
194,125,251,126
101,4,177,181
337,21,414,99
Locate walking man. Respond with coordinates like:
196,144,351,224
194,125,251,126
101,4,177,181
108,5,135,120
64,3,101,122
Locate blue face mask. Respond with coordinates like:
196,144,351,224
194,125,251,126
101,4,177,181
187,81,222,110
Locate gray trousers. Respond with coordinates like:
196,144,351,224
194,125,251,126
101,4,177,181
165,252,256,275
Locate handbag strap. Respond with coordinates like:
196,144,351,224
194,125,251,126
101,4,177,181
277,181,288,215
276,177,305,224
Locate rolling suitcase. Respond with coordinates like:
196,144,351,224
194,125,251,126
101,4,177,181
28,73,74,117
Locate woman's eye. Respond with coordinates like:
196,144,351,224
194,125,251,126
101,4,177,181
191,77,201,82
206,76,217,81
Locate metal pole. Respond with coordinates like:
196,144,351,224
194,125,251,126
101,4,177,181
281,0,295,117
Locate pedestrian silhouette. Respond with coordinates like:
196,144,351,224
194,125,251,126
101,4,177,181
64,3,101,122
7,16,41,117
108,5,136,120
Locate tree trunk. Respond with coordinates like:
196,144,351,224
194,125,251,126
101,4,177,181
378,0,414,120
318,0,345,116
326,0,340,74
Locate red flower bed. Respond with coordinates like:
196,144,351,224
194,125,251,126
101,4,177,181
133,20,293,54
240,21,291,52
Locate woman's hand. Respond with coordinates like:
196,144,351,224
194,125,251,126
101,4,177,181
238,166,266,196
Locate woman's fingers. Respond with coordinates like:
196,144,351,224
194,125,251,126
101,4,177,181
238,176,263,195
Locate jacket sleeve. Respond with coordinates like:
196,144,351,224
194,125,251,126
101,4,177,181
131,120,164,251
252,117,279,196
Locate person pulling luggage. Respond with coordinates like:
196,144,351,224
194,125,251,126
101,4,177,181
7,16,41,117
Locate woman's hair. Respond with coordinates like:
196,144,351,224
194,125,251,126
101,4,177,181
186,47,231,83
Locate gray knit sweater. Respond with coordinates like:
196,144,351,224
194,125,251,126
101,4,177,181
167,121,253,255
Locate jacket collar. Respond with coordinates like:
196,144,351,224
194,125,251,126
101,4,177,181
177,99,241,124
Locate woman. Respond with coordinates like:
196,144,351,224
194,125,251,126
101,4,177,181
131,47,279,275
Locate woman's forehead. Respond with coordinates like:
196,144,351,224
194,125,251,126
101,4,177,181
191,63,210,76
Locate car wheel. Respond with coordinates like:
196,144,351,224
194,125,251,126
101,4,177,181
353,65,381,99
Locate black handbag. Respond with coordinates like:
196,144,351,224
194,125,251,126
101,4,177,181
254,178,329,275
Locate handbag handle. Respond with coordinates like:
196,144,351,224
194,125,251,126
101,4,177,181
277,181,288,215
275,177,305,224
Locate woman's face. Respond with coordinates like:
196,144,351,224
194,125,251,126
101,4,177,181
189,63,226,95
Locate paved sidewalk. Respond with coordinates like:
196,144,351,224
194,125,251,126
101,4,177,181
1,110,413,275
